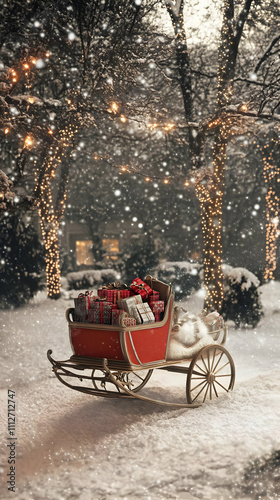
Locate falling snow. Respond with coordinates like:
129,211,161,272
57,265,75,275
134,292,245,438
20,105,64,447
0,282,279,500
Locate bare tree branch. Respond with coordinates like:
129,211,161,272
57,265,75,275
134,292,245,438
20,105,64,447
254,33,280,74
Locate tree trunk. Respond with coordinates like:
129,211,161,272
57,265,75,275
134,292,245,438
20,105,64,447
34,124,76,299
262,133,280,280
41,218,61,299
264,187,279,280
165,0,254,311
195,127,228,311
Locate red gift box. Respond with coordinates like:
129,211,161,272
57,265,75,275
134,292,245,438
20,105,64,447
98,285,131,304
130,278,153,301
111,309,125,325
148,292,160,304
154,313,161,322
149,300,164,314
74,291,98,322
88,301,113,324
149,300,164,322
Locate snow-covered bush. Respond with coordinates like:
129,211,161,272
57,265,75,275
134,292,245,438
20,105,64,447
0,211,44,308
221,266,264,328
157,261,202,300
66,268,119,290
60,249,77,276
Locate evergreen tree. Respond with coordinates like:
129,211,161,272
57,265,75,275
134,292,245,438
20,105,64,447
122,236,159,284
0,211,44,307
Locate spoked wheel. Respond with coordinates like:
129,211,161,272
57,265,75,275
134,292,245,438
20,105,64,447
186,345,235,404
91,369,153,393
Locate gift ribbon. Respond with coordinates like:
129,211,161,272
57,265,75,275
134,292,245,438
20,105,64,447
130,281,150,299
102,282,128,290
101,288,128,304
78,290,95,298
77,291,96,311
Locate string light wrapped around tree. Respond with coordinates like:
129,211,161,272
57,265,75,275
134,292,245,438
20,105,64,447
34,123,77,299
262,134,280,280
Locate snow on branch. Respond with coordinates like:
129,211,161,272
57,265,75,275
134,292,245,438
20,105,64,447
225,104,280,122
0,170,15,209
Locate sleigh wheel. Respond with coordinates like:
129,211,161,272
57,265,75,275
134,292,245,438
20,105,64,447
92,369,153,393
186,345,235,404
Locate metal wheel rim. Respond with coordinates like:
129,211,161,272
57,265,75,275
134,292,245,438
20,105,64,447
186,345,235,404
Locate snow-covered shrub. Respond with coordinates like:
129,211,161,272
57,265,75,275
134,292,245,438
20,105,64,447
0,211,44,308
60,249,77,276
221,266,264,328
157,261,202,300
66,268,119,290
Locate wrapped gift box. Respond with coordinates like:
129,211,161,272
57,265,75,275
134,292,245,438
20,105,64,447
149,300,164,322
154,313,161,322
130,278,153,301
118,311,137,327
88,301,113,324
74,291,98,322
98,286,131,304
130,304,142,324
136,302,155,324
149,300,164,314
117,294,143,317
73,310,82,322
112,309,125,325
148,291,160,304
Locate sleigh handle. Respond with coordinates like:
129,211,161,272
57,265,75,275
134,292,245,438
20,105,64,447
66,308,75,323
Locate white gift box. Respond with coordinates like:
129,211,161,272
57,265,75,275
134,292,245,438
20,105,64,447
136,302,155,324
130,305,142,324
117,294,143,319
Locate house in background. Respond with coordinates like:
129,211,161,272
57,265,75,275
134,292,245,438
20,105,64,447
59,218,204,272
60,221,130,269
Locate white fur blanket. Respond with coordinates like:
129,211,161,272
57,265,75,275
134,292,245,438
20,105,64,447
166,311,221,361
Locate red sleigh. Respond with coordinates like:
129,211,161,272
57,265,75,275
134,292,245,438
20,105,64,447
48,276,235,408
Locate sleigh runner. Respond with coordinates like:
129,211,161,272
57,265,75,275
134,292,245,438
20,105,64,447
47,276,235,407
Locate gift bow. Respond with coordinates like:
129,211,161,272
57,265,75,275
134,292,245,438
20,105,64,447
102,282,128,290
77,292,106,302
78,290,95,298
131,281,150,297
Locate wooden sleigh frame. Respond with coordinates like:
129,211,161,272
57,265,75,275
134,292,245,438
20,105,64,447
47,276,235,408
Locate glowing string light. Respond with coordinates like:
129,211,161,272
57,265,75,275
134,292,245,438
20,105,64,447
35,123,78,298
262,136,280,280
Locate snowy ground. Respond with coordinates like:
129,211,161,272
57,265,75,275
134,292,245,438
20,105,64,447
0,282,280,500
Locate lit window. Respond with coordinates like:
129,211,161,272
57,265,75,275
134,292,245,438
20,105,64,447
76,240,94,266
102,239,119,260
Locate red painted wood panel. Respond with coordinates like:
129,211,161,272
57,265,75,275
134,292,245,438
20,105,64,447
125,312,171,365
70,327,124,359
